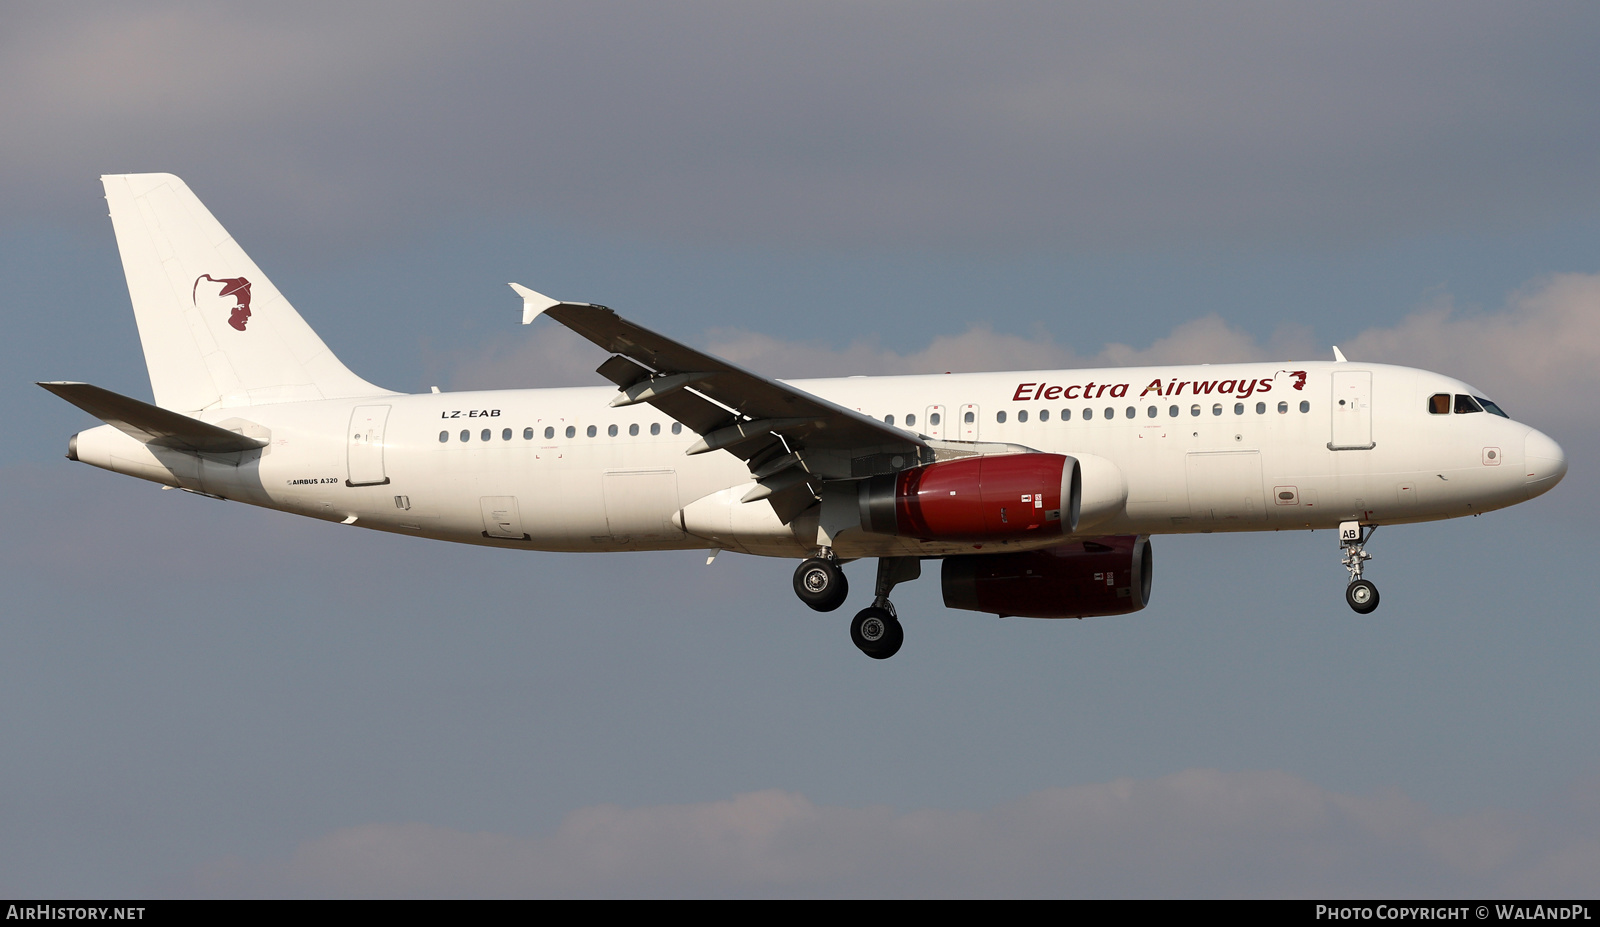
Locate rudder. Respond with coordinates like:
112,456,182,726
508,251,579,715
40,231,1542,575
102,173,391,412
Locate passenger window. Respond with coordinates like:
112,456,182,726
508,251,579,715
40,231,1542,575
1061,408,1072,421
884,414,895,425
502,428,512,441
565,425,576,439
997,411,1007,423
629,423,639,436
930,412,942,426
1084,408,1094,420
1018,410,1028,423
545,426,555,439
1169,405,1178,417
1212,404,1222,416
586,425,597,437
608,424,618,436
481,429,491,441
1299,401,1310,413
1190,404,1201,417
1454,394,1483,414
1122,407,1132,419
1256,402,1265,414
523,427,533,440
1429,393,1451,415
1039,409,1049,422
1277,401,1288,414
1147,406,1157,418
964,411,975,424
438,431,448,443
672,423,683,435
459,429,470,442
906,413,916,426
1104,407,1114,420
650,422,660,435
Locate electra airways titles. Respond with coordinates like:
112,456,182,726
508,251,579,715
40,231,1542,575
43,174,1568,659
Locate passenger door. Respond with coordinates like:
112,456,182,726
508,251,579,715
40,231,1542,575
1329,370,1375,450
346,405,391,486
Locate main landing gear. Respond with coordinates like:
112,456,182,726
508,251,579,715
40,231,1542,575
793,555,849,612
792,553,920,659
850,557,920,660
1339,521,1380,614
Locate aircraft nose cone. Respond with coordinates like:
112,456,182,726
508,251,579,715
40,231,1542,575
1524,429,1567,499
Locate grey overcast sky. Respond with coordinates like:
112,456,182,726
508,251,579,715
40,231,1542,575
3,2,1598,897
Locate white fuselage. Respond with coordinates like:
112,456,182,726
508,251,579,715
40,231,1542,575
68,361,1563,559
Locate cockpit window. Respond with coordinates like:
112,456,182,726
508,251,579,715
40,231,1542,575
1454,394,1483,414
1476,397,1510,419
1428,393,1451,415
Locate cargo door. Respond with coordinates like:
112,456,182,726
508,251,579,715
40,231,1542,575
603,470,684,540
480,496,527,540
1185,451,1267,524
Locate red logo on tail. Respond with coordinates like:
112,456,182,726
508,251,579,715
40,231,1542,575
194,274,252,331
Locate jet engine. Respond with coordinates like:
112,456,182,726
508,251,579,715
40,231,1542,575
940,535,1153,619
858,453,1081,541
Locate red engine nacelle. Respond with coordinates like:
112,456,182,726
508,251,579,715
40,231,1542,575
859,454,1081,541
940,535,1153,619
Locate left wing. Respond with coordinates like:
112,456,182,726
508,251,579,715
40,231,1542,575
511,284,928,523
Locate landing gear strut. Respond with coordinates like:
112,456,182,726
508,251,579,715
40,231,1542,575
850,557,920,659
793,553,849,612
1339,521,1380,614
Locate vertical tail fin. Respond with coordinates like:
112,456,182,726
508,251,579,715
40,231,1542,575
102,173,392,412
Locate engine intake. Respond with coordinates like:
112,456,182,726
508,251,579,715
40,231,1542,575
859,454,1081,541
941,535,1153,619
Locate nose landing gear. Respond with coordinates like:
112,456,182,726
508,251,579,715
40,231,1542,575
1339,521,1380,614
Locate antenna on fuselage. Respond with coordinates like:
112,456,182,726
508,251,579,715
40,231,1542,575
1332,346,1349,362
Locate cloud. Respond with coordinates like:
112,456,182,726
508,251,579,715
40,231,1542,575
438,309,1311,390
5,4,1598,251
1345,273,1600,429
444,272,1599,429
185,768,1600,897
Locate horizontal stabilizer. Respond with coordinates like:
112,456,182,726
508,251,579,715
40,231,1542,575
38,382,268,453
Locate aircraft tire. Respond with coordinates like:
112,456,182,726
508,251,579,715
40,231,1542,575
851,606,903,659
794,558,849,612
1346,579,1380,614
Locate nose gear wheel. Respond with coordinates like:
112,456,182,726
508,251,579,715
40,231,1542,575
1339,522,1381,614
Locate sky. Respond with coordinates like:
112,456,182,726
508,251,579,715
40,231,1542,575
2,2,1598,898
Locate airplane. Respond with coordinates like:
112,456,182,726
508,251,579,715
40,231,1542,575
40,174,1568,659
